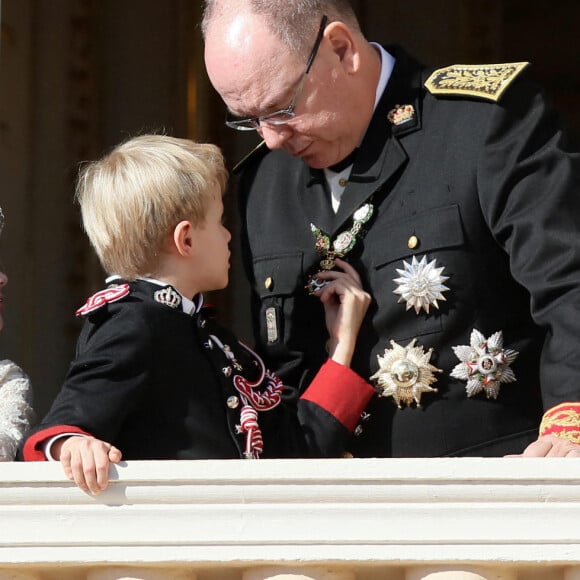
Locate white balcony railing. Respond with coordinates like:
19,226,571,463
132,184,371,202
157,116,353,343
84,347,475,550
1,458,580,579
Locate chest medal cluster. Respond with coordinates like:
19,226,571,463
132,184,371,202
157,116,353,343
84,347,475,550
369,252,519,408
302,197,519,410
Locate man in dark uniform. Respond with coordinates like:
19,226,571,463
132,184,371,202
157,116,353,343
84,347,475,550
202,0,580,457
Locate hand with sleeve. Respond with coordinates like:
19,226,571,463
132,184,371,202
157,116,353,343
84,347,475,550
52,435,123,495
313,258,371,367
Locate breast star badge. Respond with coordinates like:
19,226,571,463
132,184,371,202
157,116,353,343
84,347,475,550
450,329,518,399
393,255,449,314
370,339,442,408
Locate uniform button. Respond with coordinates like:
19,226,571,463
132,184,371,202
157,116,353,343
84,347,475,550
342,451,354,458
407,235,419,249
354,425,364,436
338,178,347,187
222,366,232,377
264,276,273,290
226,395,239,409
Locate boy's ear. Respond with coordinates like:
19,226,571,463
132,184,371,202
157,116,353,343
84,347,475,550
173,220,195,257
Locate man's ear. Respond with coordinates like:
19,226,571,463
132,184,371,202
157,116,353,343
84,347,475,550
324,21,358,73
173,220,195,257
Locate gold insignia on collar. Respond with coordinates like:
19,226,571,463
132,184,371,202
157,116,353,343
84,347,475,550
154,286,182,309
425,62,530,102
388,104,415,126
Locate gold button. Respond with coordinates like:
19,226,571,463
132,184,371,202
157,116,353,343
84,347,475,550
338,178,347,187
342,451,354,459
407,235,419,249
264,276,273,290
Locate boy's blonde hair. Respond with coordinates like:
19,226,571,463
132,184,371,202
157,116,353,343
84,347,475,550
76,135,228,279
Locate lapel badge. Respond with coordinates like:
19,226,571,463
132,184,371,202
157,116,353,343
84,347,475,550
370,338,442,408
265,307,279,343
393,255,449,314
154,286,182,309
451,329,518,399
388,104,415,126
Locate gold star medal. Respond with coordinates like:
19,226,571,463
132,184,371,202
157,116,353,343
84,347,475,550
370,339,442,408
393,255,449,314
450,329,518,399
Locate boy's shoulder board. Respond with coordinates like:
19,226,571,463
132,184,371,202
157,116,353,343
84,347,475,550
425,62,530,102
75,283,131,317
232,140,269,175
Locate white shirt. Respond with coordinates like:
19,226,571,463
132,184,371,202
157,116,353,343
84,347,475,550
324,44,396,212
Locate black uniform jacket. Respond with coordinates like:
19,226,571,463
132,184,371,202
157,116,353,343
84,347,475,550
237,46,580,457
22,280,373,460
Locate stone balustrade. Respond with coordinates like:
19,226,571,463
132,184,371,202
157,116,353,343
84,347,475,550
1,458,579,579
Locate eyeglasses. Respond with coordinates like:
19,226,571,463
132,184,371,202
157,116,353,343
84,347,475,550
225,15,328,131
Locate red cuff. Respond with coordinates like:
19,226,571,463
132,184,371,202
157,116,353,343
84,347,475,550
539,403,580,445
22,425,93,461
300,359,376,431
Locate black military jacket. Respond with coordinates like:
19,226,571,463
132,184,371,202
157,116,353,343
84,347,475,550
22,280,368,460
237,46,580,457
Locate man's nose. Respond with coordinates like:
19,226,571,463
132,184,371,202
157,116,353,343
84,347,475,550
258,123,293,150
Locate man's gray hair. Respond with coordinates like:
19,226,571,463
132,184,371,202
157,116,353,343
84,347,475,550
202,0,360,55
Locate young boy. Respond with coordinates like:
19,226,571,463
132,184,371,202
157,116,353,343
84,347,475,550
21,135,375,494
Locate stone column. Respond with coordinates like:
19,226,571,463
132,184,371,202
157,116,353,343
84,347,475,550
244,567,355,580
87,568,196,580
406,568,517,580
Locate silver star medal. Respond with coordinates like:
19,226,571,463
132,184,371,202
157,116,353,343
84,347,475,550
393,255,449,314
370,339,442,408
451,329,518,399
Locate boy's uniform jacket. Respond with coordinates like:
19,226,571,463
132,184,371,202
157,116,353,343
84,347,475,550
22,280,373,460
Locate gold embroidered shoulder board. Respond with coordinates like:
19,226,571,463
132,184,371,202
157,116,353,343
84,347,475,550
425,62,530,102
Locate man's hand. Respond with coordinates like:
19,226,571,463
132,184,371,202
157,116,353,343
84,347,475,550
54,435,123,494
506,434,580,457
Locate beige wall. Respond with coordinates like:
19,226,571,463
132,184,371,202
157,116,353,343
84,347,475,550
1,0,579,419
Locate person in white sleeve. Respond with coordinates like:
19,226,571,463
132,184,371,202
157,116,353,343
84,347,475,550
0,206,35,461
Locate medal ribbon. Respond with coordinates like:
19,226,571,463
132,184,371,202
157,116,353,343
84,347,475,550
306,201,374,294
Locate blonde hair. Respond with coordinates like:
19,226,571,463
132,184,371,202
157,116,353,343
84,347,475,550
76,135,228,279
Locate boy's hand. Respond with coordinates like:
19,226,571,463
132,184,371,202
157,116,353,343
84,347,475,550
313,258,371,366
54,435,122,495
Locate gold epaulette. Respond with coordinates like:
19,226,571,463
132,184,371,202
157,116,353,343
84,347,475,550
425,62,530,102
232,139,269,175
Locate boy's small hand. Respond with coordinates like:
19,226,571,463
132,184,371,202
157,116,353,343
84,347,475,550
313,258,371,366
56,435,122,495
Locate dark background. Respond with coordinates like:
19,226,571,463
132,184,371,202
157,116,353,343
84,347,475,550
1,0,578,417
